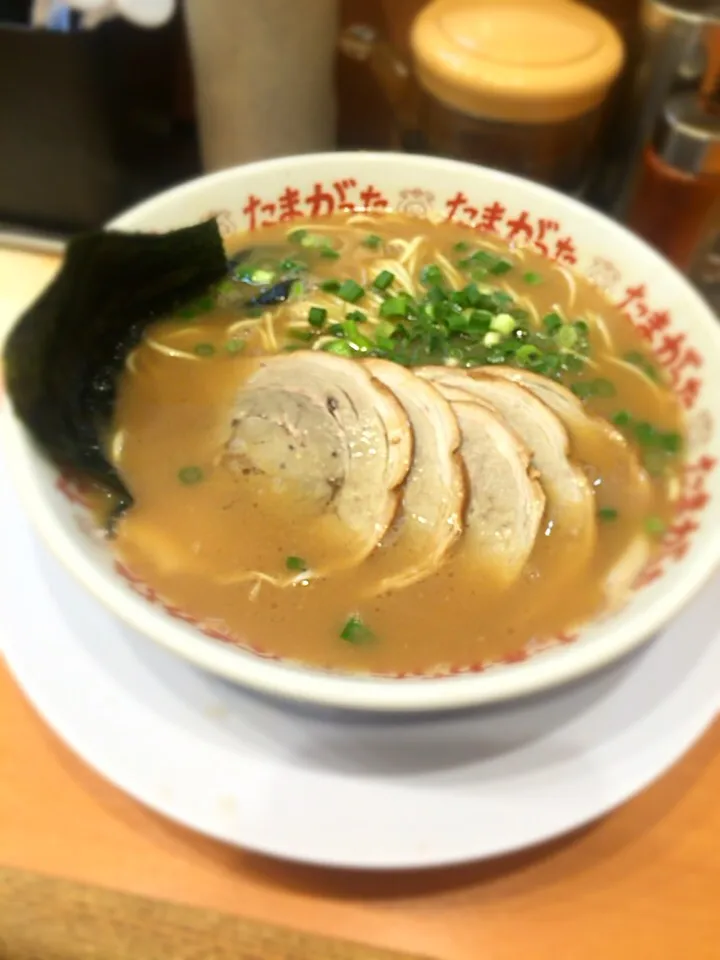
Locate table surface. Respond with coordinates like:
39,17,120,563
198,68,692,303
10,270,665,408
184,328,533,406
1,249,719,960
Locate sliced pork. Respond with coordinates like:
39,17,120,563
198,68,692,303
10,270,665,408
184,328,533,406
479,365,652,514
363,358,465,593
427,383,545,586
225,351,413,577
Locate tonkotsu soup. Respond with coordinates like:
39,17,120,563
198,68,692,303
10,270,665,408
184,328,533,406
108,213,685,675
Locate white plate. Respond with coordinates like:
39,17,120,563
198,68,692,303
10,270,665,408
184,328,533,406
0,451,718,870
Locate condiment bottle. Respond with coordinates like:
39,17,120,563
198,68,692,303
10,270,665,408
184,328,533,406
341,0,624,192
626,91,720,270
184,0,338,170
687,196,720,309
610,0,720,216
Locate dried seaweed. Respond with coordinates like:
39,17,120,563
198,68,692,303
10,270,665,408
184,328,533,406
3,220,227,507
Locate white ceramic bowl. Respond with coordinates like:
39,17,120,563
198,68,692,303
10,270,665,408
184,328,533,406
3,152,720,712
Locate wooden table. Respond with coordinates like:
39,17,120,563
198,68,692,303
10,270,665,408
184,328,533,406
1,249,719,960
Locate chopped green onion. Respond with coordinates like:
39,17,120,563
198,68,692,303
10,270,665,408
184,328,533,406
490,258,513,276
470,322,495,341
561,353,585,374
217,278,236,296
373,270,395,291
453,240,470,252
516,344,543,366
320,248,340,260
427,285,447,304
613,410,632,426
194,343,216,357
470,250,497,267
178,466,203,485
320,279,340,293
346,309,367,323
643,450,667,476
308,306,327,327
290,280,304,298
285,555,308,572
448,312,470,332
379,296,410,318
290,329,315,342
490,312,516,335
470,266,489,282
179,294,215,319
341,317,361,339
421,264,444,286
624,350,660,382
375,320,396,340
299,233,331,249
288,228,308,243
250,268,275,285
571,382,595,399
634,421,658,446
464,283,483,307
362,234,382,249
484,331,503,347
523,271,543,285
645,516,667,536
555,324,579,349
624,350,644,365
340,614,375,644
661,432,682,453
280,258,306,272
225,338,245,354
323,340,354,357
543,312,563,334
598,507,618,521
337,279,364,303
591,378,616,398
492,290,514,307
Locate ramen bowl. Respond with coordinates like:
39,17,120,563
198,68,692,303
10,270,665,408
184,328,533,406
3,152,720,712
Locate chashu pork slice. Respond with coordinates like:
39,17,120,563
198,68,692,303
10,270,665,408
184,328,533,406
425,382,545,587
476,365,651,504
363,358,465,593
476,365,654,604
225,351,412,581
478,366,652,516
417,367,596,563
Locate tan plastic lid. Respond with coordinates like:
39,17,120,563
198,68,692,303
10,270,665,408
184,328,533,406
411,0,625,124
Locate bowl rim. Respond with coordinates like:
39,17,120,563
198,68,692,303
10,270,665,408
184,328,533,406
4,150,720,713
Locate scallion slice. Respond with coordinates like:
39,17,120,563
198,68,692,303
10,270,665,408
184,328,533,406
489,312,516,335
420,264,443,286
379,296,411,318
337,279,365,303
490,258,513,276
362,234,382,249
340,614,375,644
645,516,667,536
308,306,327,327
178,466,203,485
323,340,354,357
373,270,395,291
193,343,215,357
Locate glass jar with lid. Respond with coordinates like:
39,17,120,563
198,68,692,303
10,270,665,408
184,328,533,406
341,0,625,192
